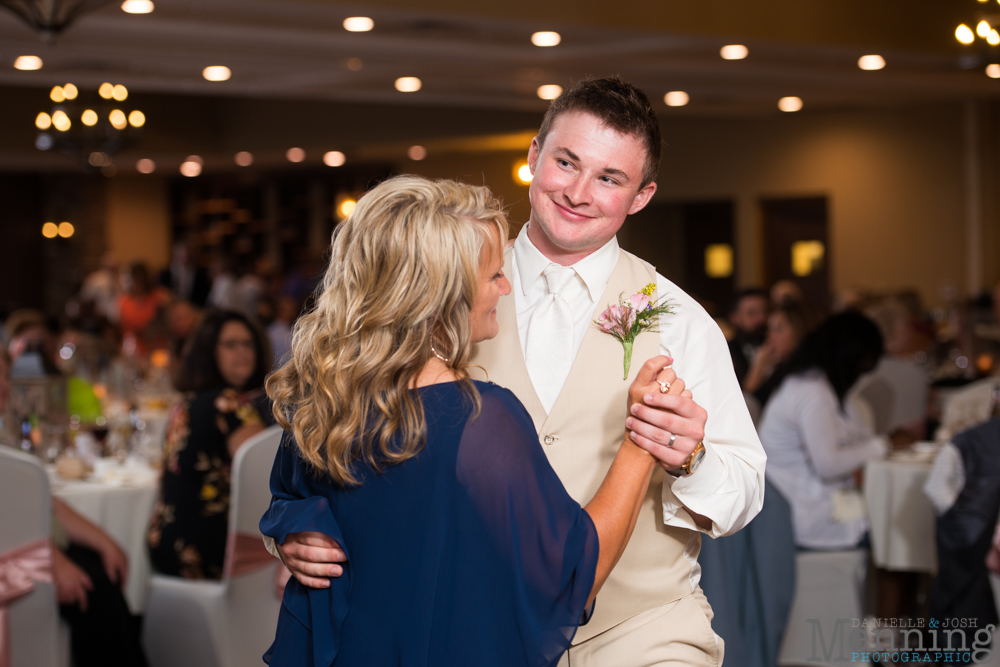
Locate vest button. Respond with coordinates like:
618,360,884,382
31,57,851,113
543,435,554,445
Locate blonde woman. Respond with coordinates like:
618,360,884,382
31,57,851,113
260,176,683,667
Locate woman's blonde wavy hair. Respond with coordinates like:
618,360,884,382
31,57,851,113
266,175,509,486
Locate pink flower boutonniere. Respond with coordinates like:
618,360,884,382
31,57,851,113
595,283,675,379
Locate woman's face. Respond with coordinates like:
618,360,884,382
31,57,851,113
767,311,799,362
216,320,257,389
469,230,511,344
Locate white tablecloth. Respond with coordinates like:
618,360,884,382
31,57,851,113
49,460,159,613
863,457,936,572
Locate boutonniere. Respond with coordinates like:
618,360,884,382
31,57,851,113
595,283,675,379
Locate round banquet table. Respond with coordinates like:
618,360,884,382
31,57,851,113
863,456,937,573
48,459,159,613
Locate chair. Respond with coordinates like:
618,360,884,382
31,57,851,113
143,425,285,667
778,549,868,666
0,446,64,667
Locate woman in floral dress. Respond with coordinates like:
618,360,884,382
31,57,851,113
148,310,273,579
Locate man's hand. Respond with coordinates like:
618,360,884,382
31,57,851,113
276,531,347,589
626,380,707,473
53,549,93,611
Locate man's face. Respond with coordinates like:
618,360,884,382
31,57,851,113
526,111,656,264
731,296,769,339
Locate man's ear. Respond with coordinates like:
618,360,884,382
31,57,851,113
628,181,657,215
527,136,540,174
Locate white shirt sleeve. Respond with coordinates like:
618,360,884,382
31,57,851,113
799,381,888,481
655,273,767,538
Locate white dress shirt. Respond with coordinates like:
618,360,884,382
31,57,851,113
512,225,766,538
758,369,888,549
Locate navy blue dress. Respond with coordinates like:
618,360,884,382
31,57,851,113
260,381,599,667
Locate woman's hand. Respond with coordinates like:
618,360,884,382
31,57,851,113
53,549,93,611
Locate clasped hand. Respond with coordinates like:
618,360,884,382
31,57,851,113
626,355,707,472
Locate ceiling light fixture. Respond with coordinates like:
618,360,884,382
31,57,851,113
323,151,345,167
121,0,153,13
664,91,689,107
537,84,562,100
203,66,231,82
13,55,42,70
407,145,427,161
720,45,748,60
0,0,128,43
858,55,885,70
778,96,803,112
987,63,1000,78
343,16,373,32
286,147,305,163
395,77,421,92
531,31,561,47
954,8,1000,76
135,158,155,173
234,151,253,166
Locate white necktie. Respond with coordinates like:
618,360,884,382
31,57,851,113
525,263,576,412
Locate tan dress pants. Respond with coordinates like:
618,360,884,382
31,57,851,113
558,588,724,667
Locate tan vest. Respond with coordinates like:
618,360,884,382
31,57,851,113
470,247,698,643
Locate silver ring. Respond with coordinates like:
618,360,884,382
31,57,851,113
657,380,671,394
667,433,677,448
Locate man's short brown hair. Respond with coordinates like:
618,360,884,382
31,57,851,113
536,77,662,188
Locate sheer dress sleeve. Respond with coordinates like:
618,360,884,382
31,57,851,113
259,432,351,667
455,385,599,665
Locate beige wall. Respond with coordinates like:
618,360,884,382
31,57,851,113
654,104,977,308
105,176,171,272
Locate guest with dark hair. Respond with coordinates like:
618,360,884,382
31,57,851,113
745,303,810,407
147,310,273,579
758,311,888,549
727,288,770,387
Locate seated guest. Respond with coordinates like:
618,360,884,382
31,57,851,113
147,310,273,579
116,262,166,354
745,303,809,407
727,288,770,387
0,350,146,667
758,312,888,550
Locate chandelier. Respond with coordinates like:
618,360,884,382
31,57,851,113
0,0,153,42
35,82,146,173
955,0,1000,76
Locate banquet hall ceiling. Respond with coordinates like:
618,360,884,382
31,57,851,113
0,0,996,116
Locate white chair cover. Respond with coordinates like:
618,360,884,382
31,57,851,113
142,425,285,667
778,549,868,666
0,447,63,667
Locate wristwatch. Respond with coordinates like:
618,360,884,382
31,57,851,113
670,441,706,477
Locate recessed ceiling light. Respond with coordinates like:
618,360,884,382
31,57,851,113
537,84,562,100
395,77,422,92
136,158,156,173
235,151,253,166
531,31,561,47
664,91,689,107
778,96,803,112
286,147,306,163
720,45,748,60
858,55,885,71
346,58,363,71
180,159,202,177
987,64,1000,78
343,16,374,32
323,151,345,167
407,145,427,161
203,66,231,81
14,56,42,70
121,0,154,14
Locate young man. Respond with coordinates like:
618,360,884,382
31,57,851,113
271,78,765,666
727,288,770,387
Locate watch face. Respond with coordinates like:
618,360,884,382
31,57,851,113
688,447,707,474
